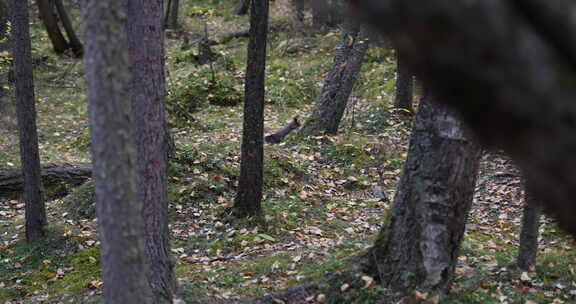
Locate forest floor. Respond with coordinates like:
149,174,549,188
1,1,575,303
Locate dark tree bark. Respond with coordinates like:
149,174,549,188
164,0,179,29
127,0,176,301
311,0,328,30
234,0,250,16
54,0,83,57
0,163,91,199
299,22,370,136
292,0,304,23
349,0,576,237
11,0,47,242
82,0,152,302
393,48,413,112
327,0,343,27
517,184,542,270
234,0,269,218
362,93,481,296
37,0,70,55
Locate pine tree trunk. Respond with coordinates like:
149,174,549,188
235,0,250,16
299,22,369,136
517,184,542,270
82,0,151,302
37,0,70,54
127,0,176,301
164,0,179,29
11,0,47,242
234,0,269,218
363,93,481,296
394,48,413,112
54,0,83,57
311,0,328,30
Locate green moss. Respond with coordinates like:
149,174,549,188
62,180,95,220
166,63,242,128
0,229,101,303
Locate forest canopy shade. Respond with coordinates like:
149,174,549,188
348,0,576,237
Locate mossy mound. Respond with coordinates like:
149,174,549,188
62,180,96,220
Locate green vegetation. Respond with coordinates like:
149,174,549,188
0,1,574,303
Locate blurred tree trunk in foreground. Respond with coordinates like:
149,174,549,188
350,0,576,237
83,0,151,302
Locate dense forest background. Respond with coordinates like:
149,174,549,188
0,0,575,303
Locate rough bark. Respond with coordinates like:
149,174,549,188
393,48,413,112
54,0,83,57
363,93,481,296
82,0,152,302
299,22,369,136
235,0,250,16
348,0,576,237
517,184,542,270
127,0,176,301
37,0,70,54
234,0,268,218
164,0,179,29
0,163,91,199
11,0,47,242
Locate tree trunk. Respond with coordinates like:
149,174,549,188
393,48,413,112
54,0,83,57
299,22,369,136
292,0,304,23
517,183,542,270
327,0,343,27
311,0,328,30
234,0,268,218
0,163,91,199
350,0,576,237
234,0,250,16
37,0,70,54
164,0,179,29
82,0,152,302
127,0,176,301
11,0,47,242
363,93,481,296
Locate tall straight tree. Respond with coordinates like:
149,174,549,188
11,0,47,242
362,92,481,297
393,48,413,112
164,0,179,29
127,0,176,301
517,183,542,270
234,0,269,218
82,0,151,303
299,21,369,136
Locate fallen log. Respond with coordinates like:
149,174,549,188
0,163,92,199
